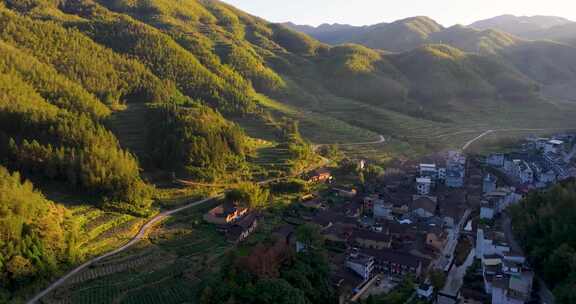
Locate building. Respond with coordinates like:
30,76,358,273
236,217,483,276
476,229,510,259
362,248,427,278
481,254,534,304
446,169,465,188
483,174,497,194
486,153,505,167
373,201,393,220
351,229,392,250
346,250,374,281
445,151,466,188
417,284,434,300
203,202,248,225
411,196,438,218
480,200,495,220
417,177,432,195
484,188,523,213
512,160,533,185
226,212,258,243
363,194,383,213
545,139,564,154
420,163,438,180
309,168,332,183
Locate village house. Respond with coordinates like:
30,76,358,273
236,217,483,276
226,212,259,243
480,200,496,220
351,229,392,250
203,202,248,225
346,250,375,281
479,250,534,304
308,168,332,183
362,248,428,278
373,200,394,220
512,160,534,185
545,139,564,154
410,196,438,218
419,163,438,180
483,174,497,194
363,194,383,213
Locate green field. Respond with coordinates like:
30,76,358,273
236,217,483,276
43,201,229,304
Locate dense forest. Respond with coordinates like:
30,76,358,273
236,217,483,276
510,179,576,304
147,99,249,181
0,166,78,301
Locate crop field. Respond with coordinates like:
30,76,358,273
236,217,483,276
44,202,231,304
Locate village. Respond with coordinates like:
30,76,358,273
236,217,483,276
202,133,576,304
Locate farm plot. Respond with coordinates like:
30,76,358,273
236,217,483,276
49,206,231,304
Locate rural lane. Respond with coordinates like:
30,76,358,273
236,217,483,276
461,128,572,151
27,196,220,304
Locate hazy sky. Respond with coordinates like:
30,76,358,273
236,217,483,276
222,0,575,27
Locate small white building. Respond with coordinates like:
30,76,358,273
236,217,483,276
419,164,438,180
416,284,434,300
346,251,374,281
480,200,495,220
512,160,533,185
373,201,393,220
483,174,497,194
416,177,432,195
545,139,564,154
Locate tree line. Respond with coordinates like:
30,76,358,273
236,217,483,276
510,179,576,303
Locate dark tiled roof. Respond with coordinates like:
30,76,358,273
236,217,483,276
362,248,423,268
352,229,392,242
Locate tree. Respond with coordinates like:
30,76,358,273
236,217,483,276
430,270,447,292
226,183,270,209
295,224,323,252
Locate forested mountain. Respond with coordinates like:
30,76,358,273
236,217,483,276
1,0,576,300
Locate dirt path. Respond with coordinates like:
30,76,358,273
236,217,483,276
27,196,219,304
461,128,571,151
314,134,385,148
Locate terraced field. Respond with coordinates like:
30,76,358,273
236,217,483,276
71,207,145,259
43,202,230,304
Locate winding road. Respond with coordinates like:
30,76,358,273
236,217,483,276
27,136,355,303
27,196,220,304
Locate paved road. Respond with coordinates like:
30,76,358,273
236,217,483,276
442,250,474,296
27,196,220,304
502,214,556,304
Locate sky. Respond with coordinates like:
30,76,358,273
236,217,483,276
221,0,576,27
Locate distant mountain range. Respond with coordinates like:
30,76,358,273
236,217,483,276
283,14,576,49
